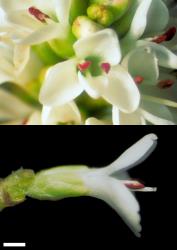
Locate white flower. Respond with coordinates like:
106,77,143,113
26,134,157,236
0,0,88,64
120,0,169,54
0,37,43,84
81,134,157,236
18,102,82,125
40,29,140,114
120,44,177,124
0,38,43,123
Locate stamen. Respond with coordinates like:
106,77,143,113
101,63,111,74
77,61,92,72
134,76,144,85
158,79,175,89
152,27,176,44
132,187,157,192
124,180,157,192
29,6,49,23
124,180,145,189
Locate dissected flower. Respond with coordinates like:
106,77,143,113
0,134,157,236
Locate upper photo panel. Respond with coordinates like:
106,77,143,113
0,0,177,124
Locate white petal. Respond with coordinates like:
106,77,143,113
119,110,146,125
112,106,120,125
0,0,55,15
34,0,56,15
27,112,41,125
13,44,30,73
102,65,140,113
0,89,33,122
54,0,71,24
6,10,43,31
0,43,15,78
85,117,105,125
141,99,175,122
42,102,81,125
0,69,13,83
17,51,43,85
78,71,108,99
127,0,153,40
144,0,169,36
84,174,141,237
137,41,177,69
74,29,121,65
39,59,83,106
0,0,35,12
102,134,158,175
140,108,175,125
122,47,159,85
20,23,67,45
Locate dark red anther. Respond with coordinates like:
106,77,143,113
152,27,176,44
134,76,144,85
29,6,49,23
77,61,92,72
101,63,111,74
158,79,175,89
125,181,145,189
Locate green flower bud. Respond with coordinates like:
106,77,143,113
87,4,114,26
88,0,131,25
27,166,90,200
0,169,35,211
72,16,103,39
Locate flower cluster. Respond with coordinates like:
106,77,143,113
0,0,177,124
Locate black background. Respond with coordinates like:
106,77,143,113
0,126,175,249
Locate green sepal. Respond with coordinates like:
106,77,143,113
0,169,35,211
27,166,90,200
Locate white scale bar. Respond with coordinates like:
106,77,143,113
3,243,26,247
